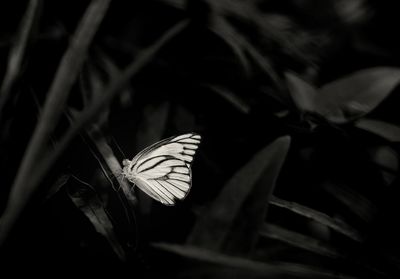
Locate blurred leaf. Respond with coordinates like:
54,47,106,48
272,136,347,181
269,196,364,242
285,71,318,113
315,67,400,123
0,0,41,118
366,145,398,186
287,68,400,123
210,16,252,76
322,182,378,224
244,38,287,95
187,136,290,252
153,243,357,279
224,136,291,254
67,177,126,261
356,119,400,142
259,223,345,259
155,0,185,10
44,173,71,201
204,84,250,114
0,0,112,245
333,0,370,25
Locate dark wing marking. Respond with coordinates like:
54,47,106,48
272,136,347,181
129,133,201,205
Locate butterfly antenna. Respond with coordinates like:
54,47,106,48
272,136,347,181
110,136,128,159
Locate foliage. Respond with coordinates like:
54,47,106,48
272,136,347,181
1,0,400,278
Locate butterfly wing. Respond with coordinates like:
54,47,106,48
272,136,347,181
125,133,201,205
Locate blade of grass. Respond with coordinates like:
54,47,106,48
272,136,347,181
0,0,41,119
259,223,345,259
153,243,357,279
269,196,364,242
0,19,189,245
0,0,111,245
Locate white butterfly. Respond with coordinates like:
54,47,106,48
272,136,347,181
122,133,201,205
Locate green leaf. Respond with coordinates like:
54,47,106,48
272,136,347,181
315,67,400,123
67,177,126,261
187,136,290,252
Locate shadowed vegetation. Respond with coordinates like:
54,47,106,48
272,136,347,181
1,0,400,278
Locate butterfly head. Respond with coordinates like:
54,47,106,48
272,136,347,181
121,159,134,181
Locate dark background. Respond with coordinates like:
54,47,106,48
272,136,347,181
1,1,400,278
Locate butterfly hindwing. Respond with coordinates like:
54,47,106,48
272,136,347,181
123,133,201,205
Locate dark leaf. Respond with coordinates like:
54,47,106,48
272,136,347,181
0,0,112,245
67,177,126,261
44,173,71,201
366,145,398,186
259,223,345,259
269,196,364,242
286,71,317,112
224,136,291,254
187,136,290,252
153,243,357,279
287,68,400,123
205,84,250,114
316,67,400,123
356,119,400,142
322,182,378,224
210,16,252,76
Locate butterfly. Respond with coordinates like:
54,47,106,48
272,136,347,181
122,133,201,205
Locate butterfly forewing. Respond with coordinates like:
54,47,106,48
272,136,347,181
123,133,201,205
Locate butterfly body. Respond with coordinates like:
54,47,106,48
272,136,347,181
122,133,201,205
